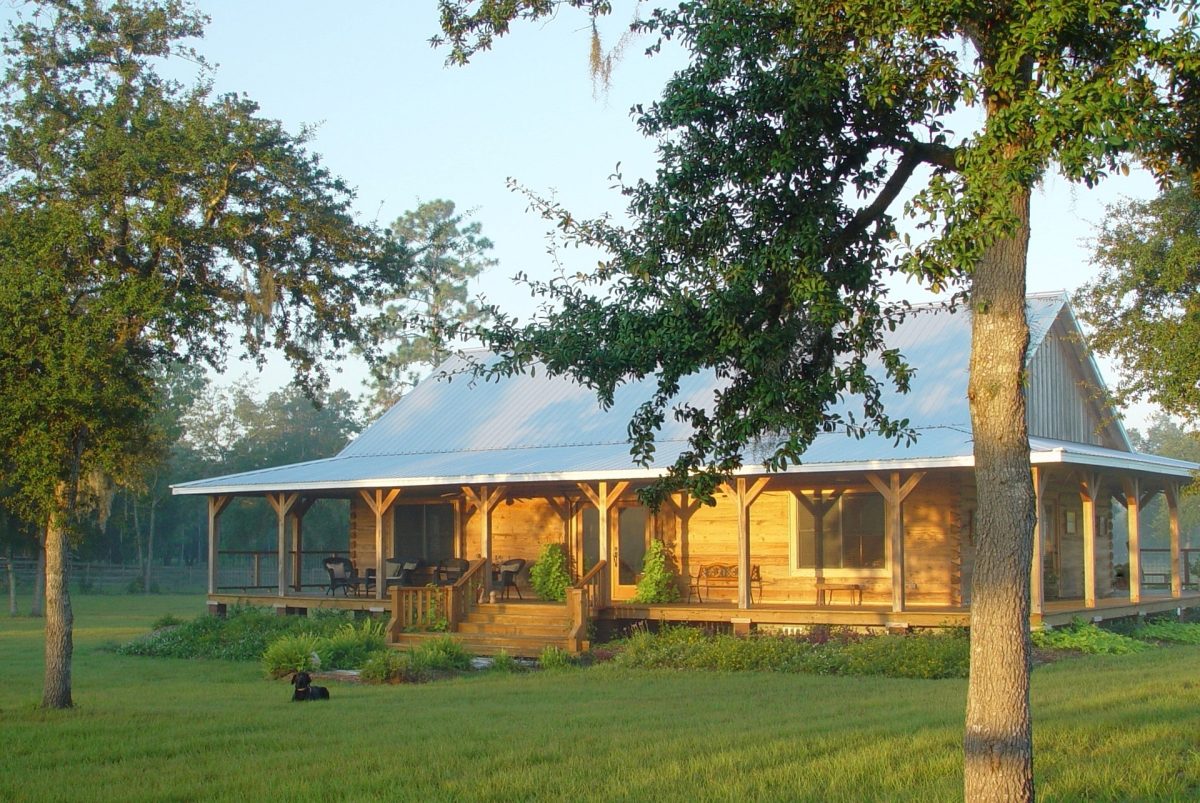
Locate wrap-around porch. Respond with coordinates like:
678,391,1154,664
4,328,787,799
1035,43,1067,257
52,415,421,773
200,465,1200,655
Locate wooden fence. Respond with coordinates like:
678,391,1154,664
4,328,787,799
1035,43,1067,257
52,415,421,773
1,557,207,593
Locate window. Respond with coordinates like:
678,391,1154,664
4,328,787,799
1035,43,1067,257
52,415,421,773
393,503,455,563
580,507,600,573
617,506,649,585
795,493,885,570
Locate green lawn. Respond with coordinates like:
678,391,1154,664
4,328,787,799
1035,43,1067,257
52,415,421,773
1,595,1198,802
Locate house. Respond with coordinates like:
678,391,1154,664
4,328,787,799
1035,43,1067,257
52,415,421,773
173,292,1200,655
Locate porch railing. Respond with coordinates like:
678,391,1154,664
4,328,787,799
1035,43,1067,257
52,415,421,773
567,560,608,653
387,559,486,640
389,585,447,635
215,550,349,592
1140,548,1198,589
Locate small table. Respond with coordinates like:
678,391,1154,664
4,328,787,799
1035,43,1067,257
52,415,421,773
814,581,863,606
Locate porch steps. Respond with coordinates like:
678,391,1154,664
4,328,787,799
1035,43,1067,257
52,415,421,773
391,601,574,658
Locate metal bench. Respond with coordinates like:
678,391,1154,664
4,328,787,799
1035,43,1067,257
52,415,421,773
688,563,763,603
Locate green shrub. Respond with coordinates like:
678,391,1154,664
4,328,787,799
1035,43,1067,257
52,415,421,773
1032,619,1149,654
529,543,571,602
316,619,387,670
307,608,354,625
611,624,969,678
1131,618,1200,645
538,645,575,670
489,650,521,673
151,613,185,630
834,631,970,679
262,633,323,677
118,605,350,662
632,538,680,603
409,636,472,673
360,649,416,684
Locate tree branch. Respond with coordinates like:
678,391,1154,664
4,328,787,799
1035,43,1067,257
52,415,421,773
824,141,960,260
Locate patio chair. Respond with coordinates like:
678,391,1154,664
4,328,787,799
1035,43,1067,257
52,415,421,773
384,558,422,590
435,557,470,586
323,556,355,596
496,558,526,600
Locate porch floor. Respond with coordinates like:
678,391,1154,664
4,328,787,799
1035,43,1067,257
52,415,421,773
208,588,1200,629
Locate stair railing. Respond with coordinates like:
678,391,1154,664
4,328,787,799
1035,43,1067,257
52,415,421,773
388,584,444,638
386,559,486,640
567,560,607,653
445,559,486,632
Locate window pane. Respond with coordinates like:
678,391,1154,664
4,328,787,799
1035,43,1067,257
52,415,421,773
425,504,455,562
393,505,423,561
796,500,816,569
824,503,843,569
618,506,648,584
392,504,455,563
842,494,885,569
581,507,600,571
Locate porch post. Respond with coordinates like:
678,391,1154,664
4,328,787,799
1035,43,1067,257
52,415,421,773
1167,482,1183,599
665,492,702,595
206,495,230,595
1123,478,1141,605
597,482,610,593
461,485,507,597
289,497,315,593
291,511,303,592
867,472,925,614
267,493,299,598
1031,467,1047,616
481,484,492,587
727,478,769,610
1078,472,1100,608
453,498,463,559
358,489,402,601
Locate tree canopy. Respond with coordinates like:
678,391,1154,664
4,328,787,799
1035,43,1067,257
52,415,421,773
0,0,409,708
435,1,1200,799
1077,177,1200,420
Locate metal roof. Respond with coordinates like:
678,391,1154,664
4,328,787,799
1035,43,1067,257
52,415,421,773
173,293,1194,495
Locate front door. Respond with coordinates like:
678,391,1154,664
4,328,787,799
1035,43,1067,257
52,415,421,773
612,505,649,600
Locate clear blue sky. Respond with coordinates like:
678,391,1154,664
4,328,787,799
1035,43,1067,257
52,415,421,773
3,1,1166,425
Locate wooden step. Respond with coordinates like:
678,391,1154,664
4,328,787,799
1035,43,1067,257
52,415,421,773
475,602,566,616
454,620,570,638
389,599,576,657
392,631,565,658
461,611,571,627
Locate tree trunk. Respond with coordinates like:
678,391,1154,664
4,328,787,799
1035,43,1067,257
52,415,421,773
963,188,1036,802
30,531,46,618
6,544,16,617
42,487,74,709
145,495,157,594
132,494,145,592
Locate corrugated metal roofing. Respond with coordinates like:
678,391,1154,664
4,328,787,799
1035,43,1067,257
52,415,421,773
173,293,1193,495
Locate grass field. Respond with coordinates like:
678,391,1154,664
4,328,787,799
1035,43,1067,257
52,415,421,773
1,595,1198,802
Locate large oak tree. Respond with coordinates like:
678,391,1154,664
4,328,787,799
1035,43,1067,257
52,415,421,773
0,0,408,709
434,1,1200,799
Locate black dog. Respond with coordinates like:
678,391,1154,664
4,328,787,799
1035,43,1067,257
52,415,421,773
291,671,330,701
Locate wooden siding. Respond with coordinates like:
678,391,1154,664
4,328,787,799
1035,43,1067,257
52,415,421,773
334,465,1141,612
676,477,963,607
1027,316,1123,448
